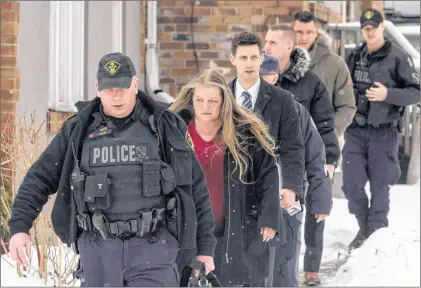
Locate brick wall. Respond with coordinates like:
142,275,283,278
310,2,342,24
47,111,76,133
361,0,384,15
1,1,20,188
155,0,340,97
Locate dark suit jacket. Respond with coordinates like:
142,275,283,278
230,77,306,200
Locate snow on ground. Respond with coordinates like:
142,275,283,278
1,183,420,286
1,256,51,287
1,245,79,287
325,182,420,287
298,182,420,287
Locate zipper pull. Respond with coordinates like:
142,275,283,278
225,253,229,263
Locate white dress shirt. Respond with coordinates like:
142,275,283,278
235,78,260,110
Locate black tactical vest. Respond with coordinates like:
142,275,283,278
352,48,372,119
79,116,166,222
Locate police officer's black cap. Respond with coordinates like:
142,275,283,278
360,8,384,29
97,52,137,91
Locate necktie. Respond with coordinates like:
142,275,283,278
241,91,252,110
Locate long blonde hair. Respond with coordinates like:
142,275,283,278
169,69,276,182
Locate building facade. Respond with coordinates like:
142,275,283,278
0,0,388,187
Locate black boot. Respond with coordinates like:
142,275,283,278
367,219,387,237
348,217,368,252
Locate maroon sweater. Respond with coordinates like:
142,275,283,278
188,121,225,236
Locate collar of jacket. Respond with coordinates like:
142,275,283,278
229,77,272,117
72,90,168,156
88,98,143,129
310,29,332,68
177,107,194,124
282,46,310,83
74,90,168,124
356,37,392,60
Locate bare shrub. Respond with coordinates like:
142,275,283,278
1,111,79,286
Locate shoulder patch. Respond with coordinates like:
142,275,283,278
185,131,195,151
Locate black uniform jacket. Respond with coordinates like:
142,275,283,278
8,90,217,256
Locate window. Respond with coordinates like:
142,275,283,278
48,1,85,112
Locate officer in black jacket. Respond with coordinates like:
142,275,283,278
344,9,420,252
8,53,216,287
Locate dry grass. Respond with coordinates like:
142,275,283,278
1,111,79,286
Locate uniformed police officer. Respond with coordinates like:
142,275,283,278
8,52,216,287
344,9,420,252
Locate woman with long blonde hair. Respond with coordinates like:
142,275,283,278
170,69,281,286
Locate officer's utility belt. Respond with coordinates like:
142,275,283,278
353,122,399,129
76,208,166,241
353,114,398,129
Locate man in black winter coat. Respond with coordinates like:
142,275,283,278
344,9,420,252
264,25,339,178
260,55,332,287
7,53,216,287
227,32,306,286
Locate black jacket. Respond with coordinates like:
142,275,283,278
177,108,282,284
275,46,339,166
346,38,420,127
8,90,217,256
295,102,332,215
229,78,306,200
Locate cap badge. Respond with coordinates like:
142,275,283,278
104,61,121,75
364,10,374,20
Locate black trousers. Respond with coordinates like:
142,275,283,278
303,200,325,273
342,125,401,235
74,228,180,287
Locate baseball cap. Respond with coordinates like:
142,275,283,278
360,8,384,29
96,52,137,91
259,55,280,75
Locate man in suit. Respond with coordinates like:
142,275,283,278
229,31,305,211
228,32,306,287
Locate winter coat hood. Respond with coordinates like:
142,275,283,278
284,46,311,83
310,29,333,68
